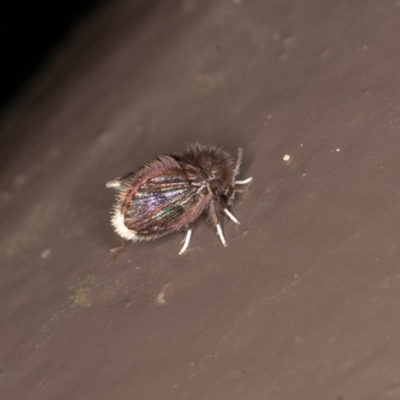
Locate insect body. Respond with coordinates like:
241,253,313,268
106,143,252,254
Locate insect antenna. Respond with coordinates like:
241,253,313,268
234,147,243,178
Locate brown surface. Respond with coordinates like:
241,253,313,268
2,1,400,399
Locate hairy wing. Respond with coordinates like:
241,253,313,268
124,174,206,237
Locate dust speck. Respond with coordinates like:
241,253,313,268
41,249,52,259
13,175,26,188
0,192,10,201
283,154,292,165
155,292,167,305
155,284,171,305
110,245,124,261
71,288,92,307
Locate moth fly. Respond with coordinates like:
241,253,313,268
106,142,252,254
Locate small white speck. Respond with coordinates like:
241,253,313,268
300,143,304,147
336,148,341,152
155,284,171,305
41,249,52,259
283,154,292,165
155,292,167,305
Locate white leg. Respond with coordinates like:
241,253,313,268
179,229,192,255
106,179,122,189
224,208,240,224
216,224,227,247
235,177,253,185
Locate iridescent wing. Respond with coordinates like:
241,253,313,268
121,157,209,239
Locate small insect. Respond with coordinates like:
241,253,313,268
106,142,252,254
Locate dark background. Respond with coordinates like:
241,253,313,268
0,0,103,110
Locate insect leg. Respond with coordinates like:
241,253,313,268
179,229,192,255
235,177,253,185
224,208,240,224
208,201,227,247
216,224,227,247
